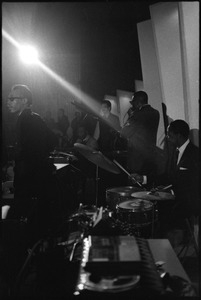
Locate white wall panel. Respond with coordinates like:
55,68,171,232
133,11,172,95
104,95,119,116
178,2,199,145
150,2,185,121
137,20,165,147
117,90,133,127
135,80,144,92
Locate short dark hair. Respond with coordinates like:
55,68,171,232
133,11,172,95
133,91,148,104
102,100,111,109
168,119,189,139
12,84,32,105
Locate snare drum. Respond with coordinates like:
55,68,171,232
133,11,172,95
106,186,143,210
116,199,154,226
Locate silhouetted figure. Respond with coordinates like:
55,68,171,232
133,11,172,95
6,84,58,243
71,111,82,143
94,100,121,153
131,120,199,237
57,108,69,136
44,110,56,131
121,91,160,174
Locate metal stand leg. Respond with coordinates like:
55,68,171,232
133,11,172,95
95,165,99,207
150,203,156,238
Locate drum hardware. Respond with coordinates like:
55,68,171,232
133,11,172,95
50,150,77,162
115,199,155,238
106,186,143,211
74,143,120,174
74,143,121,207
131,190,175,238
148,184,173,193
113,159,143,188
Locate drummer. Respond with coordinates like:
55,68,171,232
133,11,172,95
131,120,199,242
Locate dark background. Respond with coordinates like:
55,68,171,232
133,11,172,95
3,1,159,100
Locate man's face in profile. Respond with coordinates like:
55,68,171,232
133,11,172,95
101,104,110,117
7,88,24,114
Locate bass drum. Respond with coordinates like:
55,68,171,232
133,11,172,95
106,186,143,210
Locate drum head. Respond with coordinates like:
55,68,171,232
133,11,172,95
107,186,142,197
118,199,153,211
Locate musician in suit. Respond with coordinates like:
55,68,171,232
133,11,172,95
121,91,160,174
131,119,199,233
165,120,199,223
6,84,58,244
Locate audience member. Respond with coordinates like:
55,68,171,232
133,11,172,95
44,110,56,131
57,108,69,136
71,111,82,143
94,100,121,153
75,125,98,150
53,108,69,149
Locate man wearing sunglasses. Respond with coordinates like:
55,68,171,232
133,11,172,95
7,84,57,244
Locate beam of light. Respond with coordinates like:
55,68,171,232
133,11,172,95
19,45,39,65
2,29,21,49
37,60,100,114
2,28,122,136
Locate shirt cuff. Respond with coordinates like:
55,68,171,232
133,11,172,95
142,176,147,185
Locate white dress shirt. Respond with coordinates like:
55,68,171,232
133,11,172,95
177,139,190,165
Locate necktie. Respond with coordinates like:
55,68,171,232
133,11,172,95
174,148,180,166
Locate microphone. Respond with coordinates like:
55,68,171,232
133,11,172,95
127,107,135,117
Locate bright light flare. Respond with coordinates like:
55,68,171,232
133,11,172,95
3,29,121,134
19,45,39,65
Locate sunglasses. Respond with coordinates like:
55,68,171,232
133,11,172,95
8,97,24,102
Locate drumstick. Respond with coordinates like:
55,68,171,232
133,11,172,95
113,159,143,188
58,151,75,157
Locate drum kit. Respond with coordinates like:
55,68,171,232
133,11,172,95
68,143,175,238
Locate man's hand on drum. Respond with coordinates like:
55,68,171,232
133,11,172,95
130,173,144,185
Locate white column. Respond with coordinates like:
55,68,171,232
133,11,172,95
137,20,165,147
117,89,133,127
150,2,186,121
178,1,199,145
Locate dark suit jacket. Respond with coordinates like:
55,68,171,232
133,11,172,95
121,104,160,173
14,108,57,197
146,142,200,217
173,142,199,215
98,113,121,152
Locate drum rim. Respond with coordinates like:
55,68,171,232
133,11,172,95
117,199,153,211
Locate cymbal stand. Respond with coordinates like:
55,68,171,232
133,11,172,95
95,165,99,207
113,159,143,188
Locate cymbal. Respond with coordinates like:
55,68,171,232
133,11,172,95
108,150,128,157
131,191,175,201
74,143,120,174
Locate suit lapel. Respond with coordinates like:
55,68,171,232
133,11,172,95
177,143,192,168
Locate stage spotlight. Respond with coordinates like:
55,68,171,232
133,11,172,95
19,45,39,65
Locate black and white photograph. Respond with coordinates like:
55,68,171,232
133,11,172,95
1,2,199,299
